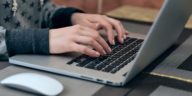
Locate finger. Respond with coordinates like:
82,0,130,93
96,16,115,45
74,36,106,55
120,22,128,39
80,27,112,53
105,16,125,43
125,30,129,36
119,21,127,38
72,43,100,57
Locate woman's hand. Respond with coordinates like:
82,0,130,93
71,13,128,45
49,25,112,57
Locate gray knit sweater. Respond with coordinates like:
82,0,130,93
0,0,82,60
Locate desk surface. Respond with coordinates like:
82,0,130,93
1,20,192,96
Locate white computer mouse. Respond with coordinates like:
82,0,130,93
0,73,64,96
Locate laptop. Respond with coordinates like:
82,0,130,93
9,0,192,86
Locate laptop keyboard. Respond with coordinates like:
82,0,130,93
67,37,143,73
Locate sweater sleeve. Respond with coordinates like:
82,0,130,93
0,26,50,59
5,28,50,57
41,0,84,29
0,26,8,60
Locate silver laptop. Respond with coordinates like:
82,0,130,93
9,0,192,86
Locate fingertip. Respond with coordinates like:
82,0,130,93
108,36,115,45
102,50,107,55
120,38,124,44
125,30,129,35
108,47,112,52
118,35,124,44
105,45,112,53
95,52,100,57
112,40,115,45
124,35,127,39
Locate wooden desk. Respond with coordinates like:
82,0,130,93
106,6,192,29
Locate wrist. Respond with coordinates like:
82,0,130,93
49,29,55,54
71,13,84,25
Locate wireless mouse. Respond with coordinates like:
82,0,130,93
0,73,64,96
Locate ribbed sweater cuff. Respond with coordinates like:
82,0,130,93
5,29,49,56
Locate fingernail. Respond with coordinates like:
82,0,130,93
112,40,115,45
121,38,124,44
108,47,112,53
126,30,129,33
124,35,127,39
96,52,100,57
103,50,107,55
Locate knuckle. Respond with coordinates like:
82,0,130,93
88,38,95,44
70,44,76,51
74,25,83,33
81,47,87,53
93,33,100,39
75,24,80,28
107,24,112,29
75,24,82,29
116,20,121,25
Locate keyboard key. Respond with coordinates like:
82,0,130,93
76,57,95,67
95,63,106,70
103,65,115,72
